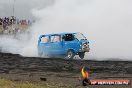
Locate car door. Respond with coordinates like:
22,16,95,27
38,35,50,56
50,35,63,56
62,34,80,54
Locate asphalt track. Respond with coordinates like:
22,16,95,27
0,52,132,88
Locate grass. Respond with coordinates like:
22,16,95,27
0,79,75,88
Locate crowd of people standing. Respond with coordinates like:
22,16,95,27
0,16,32,34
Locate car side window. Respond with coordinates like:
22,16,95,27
40,36,49,43
64,34,74,41
51,35,61,42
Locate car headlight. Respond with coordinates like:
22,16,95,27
83,44,88,48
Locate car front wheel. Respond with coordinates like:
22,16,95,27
65,50,75,59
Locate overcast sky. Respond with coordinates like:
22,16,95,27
0,0,132,59
0,0,54,20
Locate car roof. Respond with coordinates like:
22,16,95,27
40,32,77,36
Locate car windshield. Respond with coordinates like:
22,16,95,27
74,33,86,41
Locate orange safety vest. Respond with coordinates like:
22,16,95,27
81,67,89,78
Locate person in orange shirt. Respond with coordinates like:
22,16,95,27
81,66,89,78
81,66,91,86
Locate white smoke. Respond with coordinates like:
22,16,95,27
0,33,37,57
0,0,132,60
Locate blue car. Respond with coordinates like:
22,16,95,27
38,32,90,59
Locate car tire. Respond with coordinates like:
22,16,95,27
66,50,75,59
79,52,85,59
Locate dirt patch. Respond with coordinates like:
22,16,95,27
0,52,132,88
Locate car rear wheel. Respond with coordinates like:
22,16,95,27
66,50,75,59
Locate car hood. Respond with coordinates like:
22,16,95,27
79,39,89,44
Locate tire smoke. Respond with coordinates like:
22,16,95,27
0,0,132,60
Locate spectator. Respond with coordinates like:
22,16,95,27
0,16,32,34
